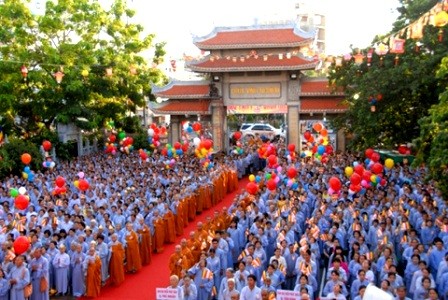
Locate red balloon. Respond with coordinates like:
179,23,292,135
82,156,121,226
181,143,189,152
287,144,295,152
15,195,29,210
246,182,259,195
140,151,148,160
362,171,372,182
371,163,384,174
192,122,202,132
287,167,297,179
21,153,32,165
329,176,342,191
109,134,116,143
174,142,181,150
354,164,364,176
13,236,30,255
267,155,277,166
398,145,408,155
55,176,65,188
42,140,52,151
203,140,212,150
313,122,323,133
380,179,387,186
153,134,160,142
161,148,168,156
326,145,334,155
365,148,374,159
127,137,134,145
233,131,242,140
266,179,277,191
304,130,311,141
350,173,362,186
78,179,89,191
350,184,362,193
371,152,380,162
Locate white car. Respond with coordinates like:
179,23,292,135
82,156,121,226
240,123,285,141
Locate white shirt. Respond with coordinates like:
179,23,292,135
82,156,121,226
240,285,261,300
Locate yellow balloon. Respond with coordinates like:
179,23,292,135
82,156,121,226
370,174,377,183
249,174,255,182
22,172,28,179
345,166,354,177
385,158,394,169
74,180,79,188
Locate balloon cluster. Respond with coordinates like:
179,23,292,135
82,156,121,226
246,174,261,195
138,149,150,162
231,141,244,155
20,153,35,182
104,133,118,155
327,176,342,197
118,132,134,154
257,142,277,160
193,138,213,159
148,123,167,149
53,176,67,196
73,172,89,192
182,121,202,135
301,122,333,163
10,187,29,210
285,144,297,162
161,142,188,158
41,140,56,169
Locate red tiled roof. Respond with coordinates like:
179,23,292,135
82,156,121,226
150,100,211,115
300,98,347,113
152,81,210,99
194,27,313,50
187,55,317,72
300,80,344,96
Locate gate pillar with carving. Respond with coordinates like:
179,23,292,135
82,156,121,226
287,79,301,149
169,115,181,145
211,99,225,152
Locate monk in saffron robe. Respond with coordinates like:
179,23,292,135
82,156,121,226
108,234,125,286
124,222,142,272
173,196,184,236
163,204,176,244
137,218,152,265
169,245,189,278
187,194,196,221
187,231,202,262
180,195,190,227
180,238,195,268
152,211,165,253
84,247,102,298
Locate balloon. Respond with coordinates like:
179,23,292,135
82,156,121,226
371,163,383,174
192,122,202,132
320,129,328,137
22,172,28,180
287,144,295,152
303,130,311,141
23,166,31,174
266,179,277,191
329,176,342,191
18,187,27,195
13,236,30,255
14,194,29,210
350,173,362,186
286,167,298,179
354,164,364,176
398,145,408,155
78,179,89,191
147,128,154,137
10,188,19,198
174,142,181,150
370,174,377,183
203,140,212,150
267,155,277,166
77,172,85,179
371,152,380,162
118,131,126,140
55,176,65,188
233,131,242,140
42,140,52,151
345,166,354,177
313,122,323,133
193,137,201,147
317,145,325,155
365,148,374,159
246,182,258,195
249,174,255,182
73,180,79,188
21,153,32,165
109,134,116,142
385,158,394,169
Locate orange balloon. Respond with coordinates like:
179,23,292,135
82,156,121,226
21,153,32,165
313,122,323,133
320,129,328,137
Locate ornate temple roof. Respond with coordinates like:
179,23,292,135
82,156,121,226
151,81,211,99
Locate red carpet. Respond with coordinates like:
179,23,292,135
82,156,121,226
85,177,249,300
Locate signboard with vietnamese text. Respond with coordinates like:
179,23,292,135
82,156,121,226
229,83,281,99
156,288,178,300
227,105,287,114
276,289,301,300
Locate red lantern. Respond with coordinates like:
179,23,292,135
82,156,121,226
13,236,30,255
78,179,90,191
42,140,52,151
55,176,66,188
246,182,259,195
14,195,29,210
21,153,32,165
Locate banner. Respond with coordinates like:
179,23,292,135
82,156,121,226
155,288,178,300
227,105,287,114
276,289,301,300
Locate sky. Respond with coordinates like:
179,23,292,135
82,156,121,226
125,0,401,58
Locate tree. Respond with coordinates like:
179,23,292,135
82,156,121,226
392,0,439,32
0,0,167,137
414,56,448,198
327,0,448,150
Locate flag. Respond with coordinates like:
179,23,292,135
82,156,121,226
365,252,374,261
252,257,261,268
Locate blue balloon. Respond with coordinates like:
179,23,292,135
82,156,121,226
27,173,34,182
292,182,299,190
176,149,183,155
364,158,370,165
255,175,261,183
187,126,193,133
24,166,31,173
353,161,359,167
167,149,173,157
317,145,325,155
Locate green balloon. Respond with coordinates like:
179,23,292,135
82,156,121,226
118,131,126,140
10,188,18,198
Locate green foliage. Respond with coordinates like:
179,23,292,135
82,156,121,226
328,25,448,150
0,0,167,137
132,131,150,151
392,0,439,32
414,56,448,197
0,138,42,178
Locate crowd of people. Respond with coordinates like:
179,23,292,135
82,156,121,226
0,133,446,300
165,136,446,300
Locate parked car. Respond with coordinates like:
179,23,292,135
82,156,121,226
240,123,285,141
